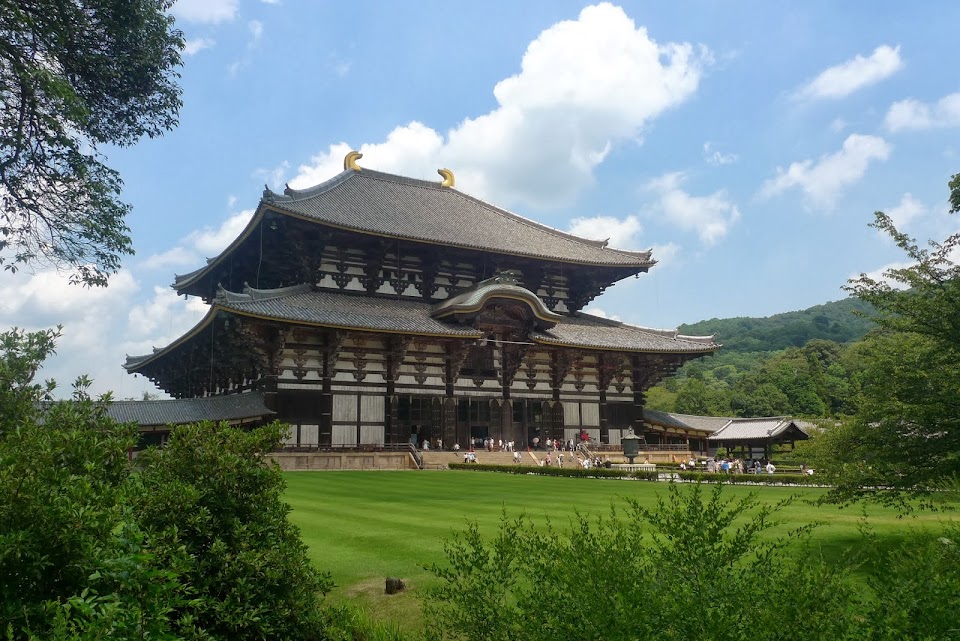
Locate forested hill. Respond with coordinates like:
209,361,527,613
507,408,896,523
678,297,875,353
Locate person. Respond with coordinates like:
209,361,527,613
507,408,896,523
604,456,612,469
437,438,443,451
463,452,470,463
766,461,776,475
422,439,429,450
513,450,521,463
545,452,552,467
453,443,460,453
532,436,540,450
546,438,552,450
680,462,687,471
557,453,563,468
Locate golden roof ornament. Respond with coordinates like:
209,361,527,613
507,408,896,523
343,150,363,171
437,168,455,188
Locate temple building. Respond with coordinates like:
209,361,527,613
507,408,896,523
125,152,719,450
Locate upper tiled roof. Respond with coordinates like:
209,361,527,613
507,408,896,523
106,392,273,427
532,313,717,354
264,169,654,267
708,417,808,441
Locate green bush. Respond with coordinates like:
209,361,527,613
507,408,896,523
424,483,859,641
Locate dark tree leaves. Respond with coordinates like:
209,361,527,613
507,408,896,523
0,0,184,286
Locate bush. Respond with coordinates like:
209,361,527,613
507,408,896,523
424,482,859,641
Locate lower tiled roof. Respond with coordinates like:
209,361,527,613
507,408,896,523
532,313,717,354
708,417,808,442
107,392,273,427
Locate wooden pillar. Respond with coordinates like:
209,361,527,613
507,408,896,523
320,331,344,446
630,354,647,442
549,351,574,445
597,354,620,445
384,337,409,444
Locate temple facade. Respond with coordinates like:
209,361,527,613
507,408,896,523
125,153,718,450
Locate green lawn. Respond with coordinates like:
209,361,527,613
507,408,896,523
284,470,955,631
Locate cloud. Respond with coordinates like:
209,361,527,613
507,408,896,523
885,193,926,230
567,215,643,249
797,45,902,100
759,134,891,209
141,209,255,269
171,0,238,24
584,307,622,321
287,3,706,208
183,38,216,56
830,118,847,132
885,91,960,132
254,161,290,189
645,172,740,244
248,19,264,44
703,142,737,166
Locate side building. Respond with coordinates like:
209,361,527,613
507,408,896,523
125,153,718,450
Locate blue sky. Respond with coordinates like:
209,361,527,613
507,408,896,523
6,0,959,398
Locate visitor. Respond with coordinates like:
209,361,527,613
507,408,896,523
532,437,540,450
604,456,611,469
680,462,687,471
546,438,552,450
557,453,563,468
463,452,469,463
422,439,429,451
545,452,552,467
513,451,521,463
453,443,460,453
437,438,443,451
498,438,503,451
765,461,776,475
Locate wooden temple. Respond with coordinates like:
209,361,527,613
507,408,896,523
125,152,719,449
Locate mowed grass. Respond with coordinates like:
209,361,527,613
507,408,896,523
284,470,955,630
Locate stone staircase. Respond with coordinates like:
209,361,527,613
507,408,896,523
421,450,548,469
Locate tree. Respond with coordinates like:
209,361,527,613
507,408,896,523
0,1,183,286
0,329,334,640
813,172,960,506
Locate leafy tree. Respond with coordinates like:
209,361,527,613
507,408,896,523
813,172,960,506
134,421,333,640
0,330,334,640
0,0,183,286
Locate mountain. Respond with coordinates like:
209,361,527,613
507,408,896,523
678,297,875,354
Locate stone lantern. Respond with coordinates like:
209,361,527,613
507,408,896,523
621,428,642,464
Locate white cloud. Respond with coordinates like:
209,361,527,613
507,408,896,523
248,20,264,43
567,215,643,249
885,91,960,132
287,3,705,208
885,193,926,230
261,0,280,4
650,242,680,267
584,307,622,321
830,118,847,132
797,45,902,100
185,209,255,256
142,209,255,269
141,246,198,270
759,134,891,209
183,37,216,56
171,0,238,24
645,172,740,244
852,261,914,291
254,161,290,189
703,142,737,166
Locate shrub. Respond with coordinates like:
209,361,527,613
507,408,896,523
424,483,860,641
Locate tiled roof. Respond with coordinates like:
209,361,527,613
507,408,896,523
220,284,485,337
665,413,736,433
643,409,701,430
126,286,716,372
708,417,806,441
261,169,654,267
107,392,273,427
532,313,717,354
